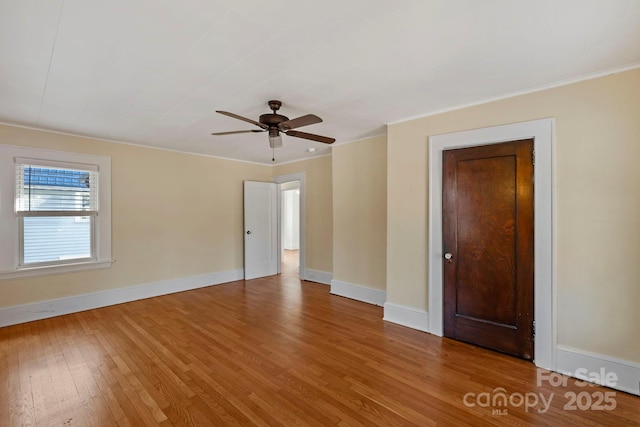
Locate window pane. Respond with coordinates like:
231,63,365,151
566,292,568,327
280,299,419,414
16,165,98,213
23,216,92,264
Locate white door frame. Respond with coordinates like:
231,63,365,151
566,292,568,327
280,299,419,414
273,172,306,280
428,118,555,371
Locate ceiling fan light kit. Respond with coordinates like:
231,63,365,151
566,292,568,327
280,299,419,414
212,100,335,160
268,128,282,148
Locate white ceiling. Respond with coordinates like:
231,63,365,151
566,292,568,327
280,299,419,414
1,0,639,165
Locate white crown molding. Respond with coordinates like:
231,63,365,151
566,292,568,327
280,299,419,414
0,121,271,166
387,62,640,126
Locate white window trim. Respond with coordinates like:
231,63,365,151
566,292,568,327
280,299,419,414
0,144,112,279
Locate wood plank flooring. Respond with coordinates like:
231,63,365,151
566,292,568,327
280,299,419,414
1,258,639,426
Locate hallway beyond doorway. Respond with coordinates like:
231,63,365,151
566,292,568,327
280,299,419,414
282,249,299,278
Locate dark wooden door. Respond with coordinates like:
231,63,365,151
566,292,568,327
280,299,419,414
443,139,534,359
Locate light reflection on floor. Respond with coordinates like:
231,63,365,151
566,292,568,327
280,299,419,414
281,249,299,278
280,249,302,316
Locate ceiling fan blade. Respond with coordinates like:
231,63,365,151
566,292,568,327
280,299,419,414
285,130,335,144
211,130,265,136
216,110,268,129
279,114,322,131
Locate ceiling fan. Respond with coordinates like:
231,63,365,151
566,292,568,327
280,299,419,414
212,100,335,155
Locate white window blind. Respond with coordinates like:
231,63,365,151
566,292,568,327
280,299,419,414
15,159,98,216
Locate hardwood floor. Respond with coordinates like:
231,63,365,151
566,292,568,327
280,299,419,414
1,265,638,426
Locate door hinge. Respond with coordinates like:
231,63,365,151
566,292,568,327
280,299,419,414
532,320,536,338
532,149,536,166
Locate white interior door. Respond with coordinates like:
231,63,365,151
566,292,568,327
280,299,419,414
244,181,278,280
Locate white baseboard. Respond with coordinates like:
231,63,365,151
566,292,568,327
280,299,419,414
330,280,386,306
0,269,244,328
304,269,332,285
383,302,429,332
556,345,640,396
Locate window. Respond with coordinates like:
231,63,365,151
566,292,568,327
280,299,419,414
16,162,98,265
0,145,112,278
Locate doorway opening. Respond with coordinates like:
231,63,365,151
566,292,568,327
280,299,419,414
273,172,306,280
280,181,300,277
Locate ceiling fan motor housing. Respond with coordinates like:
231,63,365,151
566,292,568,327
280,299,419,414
259,113,289,128
260,100,290,130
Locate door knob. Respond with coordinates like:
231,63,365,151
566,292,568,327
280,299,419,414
246,230,251,235
444,252,453,262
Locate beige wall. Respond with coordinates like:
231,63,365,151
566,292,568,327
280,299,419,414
332,135,387,290
386,68,640,362
386,119,429,308
0,125,271,307
273,156,333,273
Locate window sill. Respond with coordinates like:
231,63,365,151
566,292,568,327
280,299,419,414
0,260,113,280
